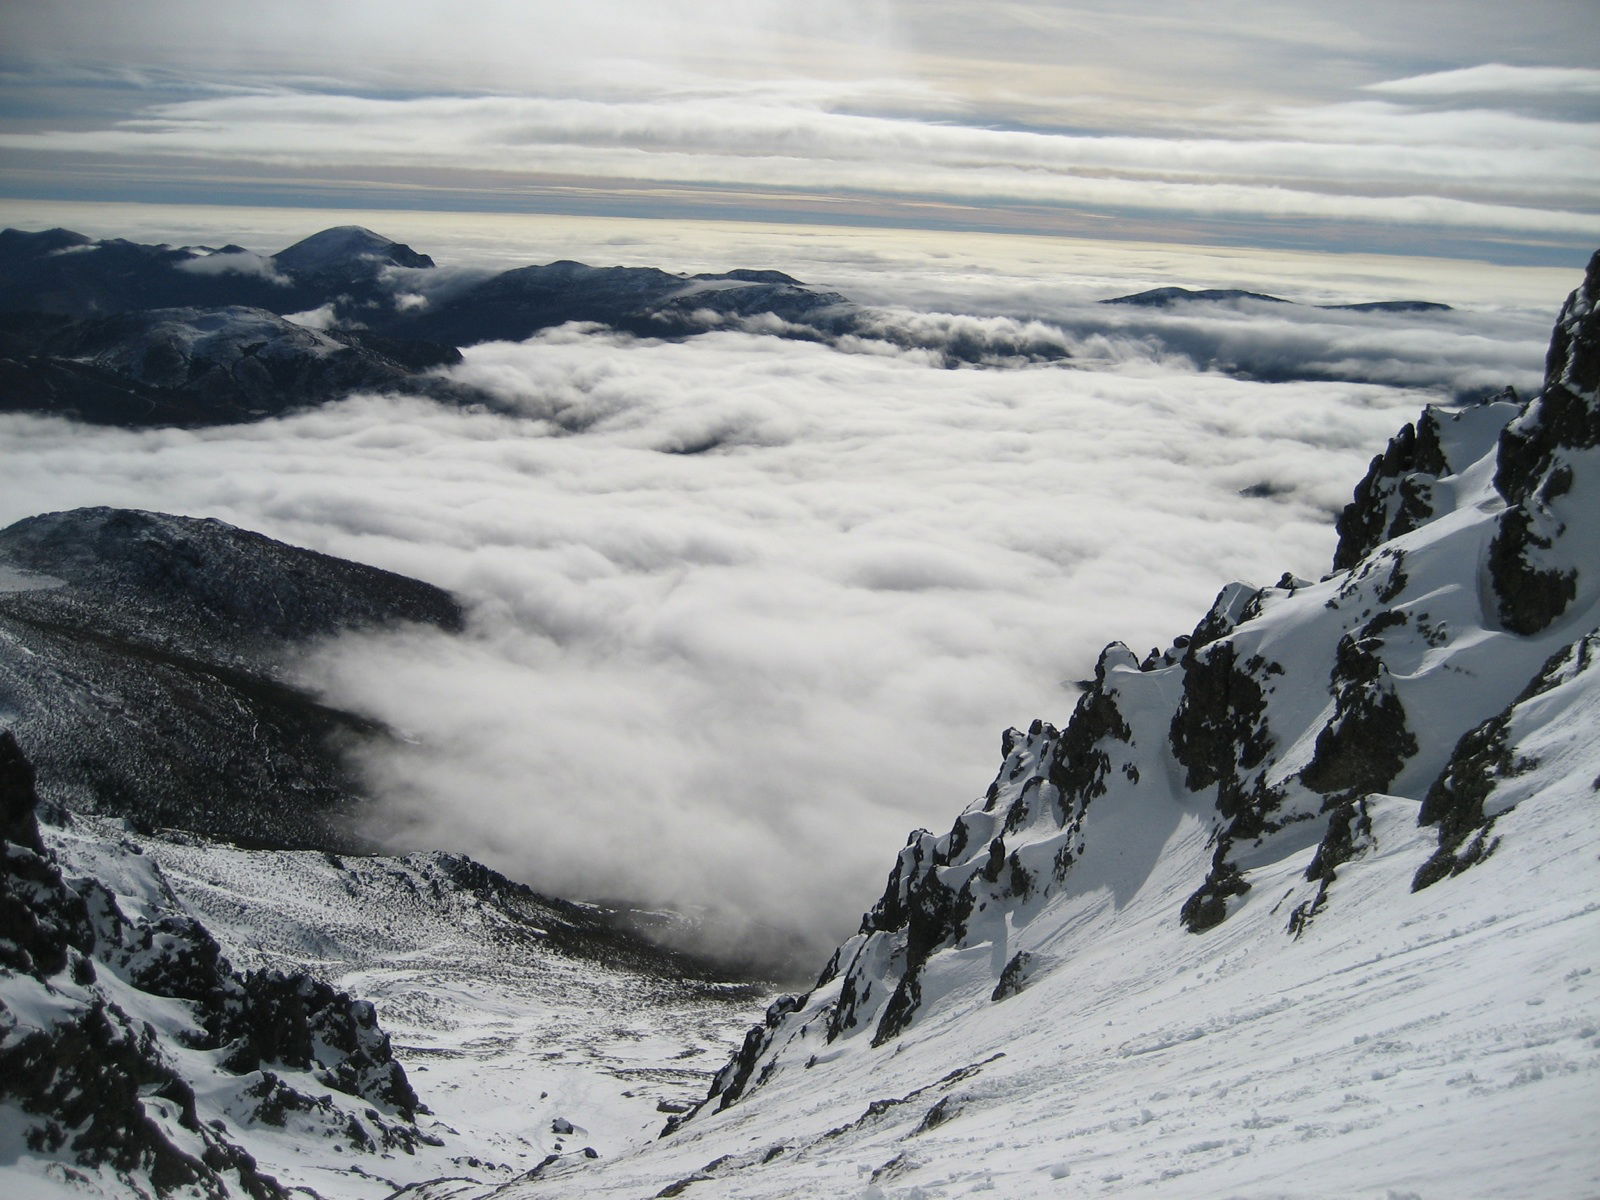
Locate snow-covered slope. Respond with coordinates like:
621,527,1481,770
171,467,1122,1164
482,260,1600,1197
0,733,429,1200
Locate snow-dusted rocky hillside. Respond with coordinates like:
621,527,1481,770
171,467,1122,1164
478,261,1600,1196
1,742,765,1199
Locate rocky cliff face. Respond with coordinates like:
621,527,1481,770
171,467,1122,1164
687,251,1600,1122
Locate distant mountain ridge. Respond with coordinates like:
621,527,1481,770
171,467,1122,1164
1103,284,1453,312
0,224,1468,428
0,224,859,426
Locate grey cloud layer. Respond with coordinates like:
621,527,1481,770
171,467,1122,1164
4,88,1594,241
2,2,1596,258
0,304,1506,965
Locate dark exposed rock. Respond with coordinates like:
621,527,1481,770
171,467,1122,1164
0,999,288,1200
694,993,803,1118
1487,507,1578,634
1287,798,1374,936
1331,398,1522,572
0,730,45,854
1333,419,1440,570
1050,650,1135,819
1495,252,1600,506
990,950,1035,1002
1485,251,1598,633
1415,632,1598,890
1170,639,1274,815
1299,632,1417,798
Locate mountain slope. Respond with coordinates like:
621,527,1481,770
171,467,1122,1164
488,256,1600,1197
0,507,463,849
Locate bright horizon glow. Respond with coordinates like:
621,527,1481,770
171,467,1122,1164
0,199,1582,314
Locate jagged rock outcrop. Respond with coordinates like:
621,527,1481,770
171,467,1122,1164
0,507,463,847
1413,629,1600,889
683,250,1600,1119
0,732,429,1197
1487,250,1599,634
1331,395,1520,569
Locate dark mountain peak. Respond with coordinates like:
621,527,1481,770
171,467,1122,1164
272,225,434,273
0,226,93,254
693,268,803,286
1102,286,1291,308
1321,299,1454,313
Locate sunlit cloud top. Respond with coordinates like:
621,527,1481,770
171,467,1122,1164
1,0,1596,264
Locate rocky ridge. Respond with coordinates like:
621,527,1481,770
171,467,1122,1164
679,251,1600,1124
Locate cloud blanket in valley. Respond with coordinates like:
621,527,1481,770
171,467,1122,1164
0,256,1556,966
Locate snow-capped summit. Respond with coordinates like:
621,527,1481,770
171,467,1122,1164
270,225,435,274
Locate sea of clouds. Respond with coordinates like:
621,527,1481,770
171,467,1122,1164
0,227,1571,973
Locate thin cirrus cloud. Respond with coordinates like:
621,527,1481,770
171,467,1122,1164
1,2,1596,260
2,88,1595,243
1366,64,1600,96
0,271,1552,969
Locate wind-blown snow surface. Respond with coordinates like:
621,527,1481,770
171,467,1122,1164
0,305,1499,966
493,774,1598,1198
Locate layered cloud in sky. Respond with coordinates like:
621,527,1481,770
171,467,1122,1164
0,226,1571,968
0,1,1596,262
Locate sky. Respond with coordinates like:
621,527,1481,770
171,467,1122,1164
1,0,1597,266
